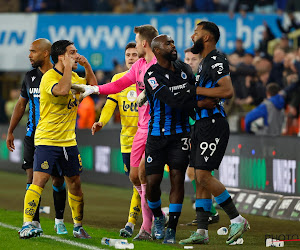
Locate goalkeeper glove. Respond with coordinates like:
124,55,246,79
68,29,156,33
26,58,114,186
71,84,99,98
136,89,147,107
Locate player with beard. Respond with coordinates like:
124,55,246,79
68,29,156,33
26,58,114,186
6,38,68,235
184,48,220,226
143,35,216,244
179,21,250,246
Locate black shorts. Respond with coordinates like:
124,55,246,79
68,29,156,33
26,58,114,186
145,133,190,176
190,115,229,171
22,136,35,170
122,153,131,176
34,145,83,177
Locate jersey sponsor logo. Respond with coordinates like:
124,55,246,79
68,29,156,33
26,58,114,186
148,71,153,76
29,87,40,98
127,90,137,102
148,77,159,90
165,74,169,79
211,62,224,74
123,101,138,112
169,82,187,92
181,71,187,79
29,88,40,94
41,160,49,170
211,56,217,60
67,98,78,109
31,76,36,82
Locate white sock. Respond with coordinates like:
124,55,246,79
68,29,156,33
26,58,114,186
74,223,82,227
125,222,134,230
230,215,244,224
196,229,208,237
55,218,64,224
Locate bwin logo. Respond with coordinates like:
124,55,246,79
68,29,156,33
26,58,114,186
147,156,153,163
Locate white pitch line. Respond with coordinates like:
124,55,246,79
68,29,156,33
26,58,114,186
0,222,105,250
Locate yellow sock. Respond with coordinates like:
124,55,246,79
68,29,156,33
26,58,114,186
24,184,43,223
128,186,141,225
68,191,84,225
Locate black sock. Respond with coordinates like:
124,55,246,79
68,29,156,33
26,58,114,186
219,197,239,220
151,206,163,218
168,212,181,231
33,197,41,222
196,207,210,230
53,188,66,219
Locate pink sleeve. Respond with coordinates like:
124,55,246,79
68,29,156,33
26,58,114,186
98,74,135,95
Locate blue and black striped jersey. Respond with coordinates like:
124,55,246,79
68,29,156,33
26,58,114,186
20,68,43,137
144,60,197,136
195,49,229,120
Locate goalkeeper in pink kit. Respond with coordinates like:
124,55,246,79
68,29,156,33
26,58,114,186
74,25,159,240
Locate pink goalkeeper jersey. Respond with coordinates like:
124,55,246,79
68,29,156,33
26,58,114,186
98,56,157,132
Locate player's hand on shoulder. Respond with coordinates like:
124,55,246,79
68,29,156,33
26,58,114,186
197,97,218,109
77,54,88,67
6,132,15,152
91,122,103,135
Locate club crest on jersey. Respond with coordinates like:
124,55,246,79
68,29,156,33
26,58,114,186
148,77,159,90
147,155,153,163
181,71,187,79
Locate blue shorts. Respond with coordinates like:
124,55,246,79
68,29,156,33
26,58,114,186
122,153,131,176
34,145,83,177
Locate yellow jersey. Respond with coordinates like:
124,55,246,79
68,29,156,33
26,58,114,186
99,71,138,153
35,68,86,147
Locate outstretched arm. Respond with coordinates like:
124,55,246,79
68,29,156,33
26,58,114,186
71,74,135,98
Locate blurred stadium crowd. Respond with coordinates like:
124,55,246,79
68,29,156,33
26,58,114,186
0,0,297,14
2,0,300,136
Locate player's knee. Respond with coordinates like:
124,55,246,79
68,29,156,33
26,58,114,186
32,171,50,188
52,176,64,187
196,174,210,188
129,169,140,186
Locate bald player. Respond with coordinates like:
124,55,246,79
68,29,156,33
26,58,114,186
144,35,216,244
6,39,68,235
